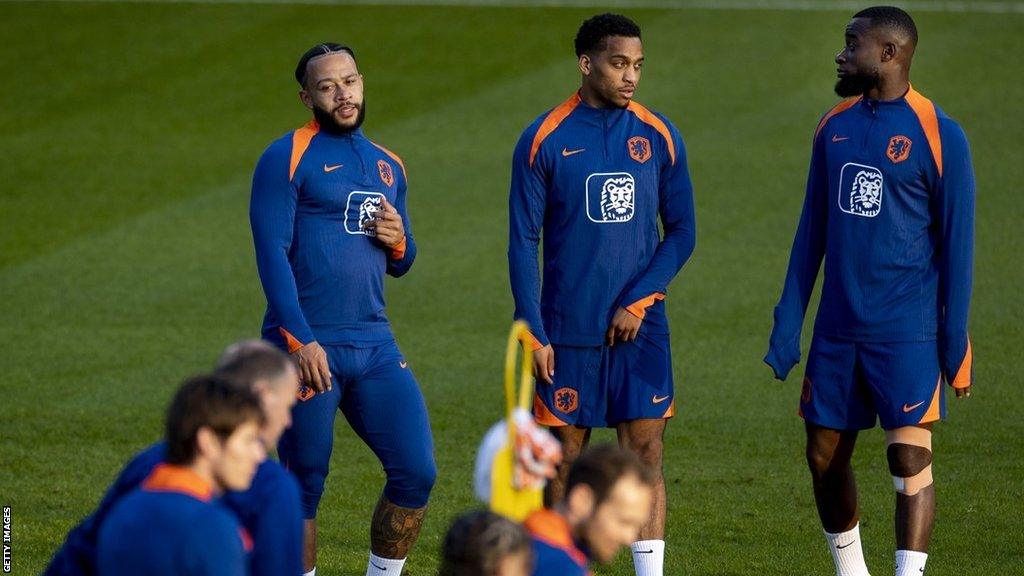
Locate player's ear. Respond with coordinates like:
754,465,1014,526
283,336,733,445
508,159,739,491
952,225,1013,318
881,41,897,63
579,54,592,76
299,88,314,110
195,426,223,460
565,484,596,520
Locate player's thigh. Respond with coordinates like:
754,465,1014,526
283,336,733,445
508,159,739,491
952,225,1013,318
802,334,875,431
859,341,943,430
278,346,348,467
534,345,602,427
606,332,674,425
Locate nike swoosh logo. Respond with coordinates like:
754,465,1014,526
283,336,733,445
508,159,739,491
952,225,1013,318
902,401,926,413
634,549,654,554
836,541,855,549
561,147,585,157
370,562,387,571
652,395,670,404
832,135,850,142
323,164,343,172
400,361,408,369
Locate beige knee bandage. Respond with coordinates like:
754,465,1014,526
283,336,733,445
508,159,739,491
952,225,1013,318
885,426,933,496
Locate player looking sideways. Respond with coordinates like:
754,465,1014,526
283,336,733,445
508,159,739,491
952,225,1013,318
765,7,974,576
250,43,435,576
508,13,696,576
95,375,267,576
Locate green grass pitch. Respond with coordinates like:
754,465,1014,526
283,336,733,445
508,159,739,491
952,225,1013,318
1,1,1022,573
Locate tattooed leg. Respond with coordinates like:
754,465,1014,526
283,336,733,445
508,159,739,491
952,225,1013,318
369,494,428,559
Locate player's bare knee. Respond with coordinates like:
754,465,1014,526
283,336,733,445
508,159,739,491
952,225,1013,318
805,443,837,480
626,436,663,467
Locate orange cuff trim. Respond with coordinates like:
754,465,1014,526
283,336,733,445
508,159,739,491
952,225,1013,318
534,394,569,427
289,120,319,181
905,87,943,177
814,96,861,140
529,93,581,167
142,464,213,502
627,101,676,165
390,236,407,260
625,293,665,320
525,330,544,351
951,339,973,389
279,328,304,354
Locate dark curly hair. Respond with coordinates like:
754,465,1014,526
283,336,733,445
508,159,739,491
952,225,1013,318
439,510,533,576
574,13,641,57
853,6,918,46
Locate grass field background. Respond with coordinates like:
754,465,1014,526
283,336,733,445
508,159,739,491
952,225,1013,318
1,1,1022,574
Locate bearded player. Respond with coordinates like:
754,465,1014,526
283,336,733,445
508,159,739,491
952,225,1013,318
250,43,436,576
765,7,974,576
508,14,696,576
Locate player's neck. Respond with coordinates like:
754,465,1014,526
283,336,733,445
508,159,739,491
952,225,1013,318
578,85,615,110
864,76,910,102
188,460,224,496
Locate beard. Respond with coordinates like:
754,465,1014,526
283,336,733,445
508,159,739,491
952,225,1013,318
313,100,366,134
834,69,878,97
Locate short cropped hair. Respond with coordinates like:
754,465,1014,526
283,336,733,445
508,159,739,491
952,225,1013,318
295,43,357,86
854,6,918,46
214,340,293,390
165,374,265,465
439,510,533,576
566,444,655,506
574,13,641,57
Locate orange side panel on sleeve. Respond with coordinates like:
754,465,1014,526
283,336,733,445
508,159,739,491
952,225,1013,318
814,96,862,140
289,121,320,181
371,141,408,183
142,464,214,502
390,236,407,260
951,339,973,389
529,93,582,167
626,101,676,165
904,87,943,177
625,293,665,320
534,394,569,427
279,328,304,354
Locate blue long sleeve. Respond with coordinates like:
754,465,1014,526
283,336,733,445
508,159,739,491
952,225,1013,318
386,166,417,278
935,119,975,386
619,120,696,310
249,138,315,348
765,131,829,381
508,126,550,347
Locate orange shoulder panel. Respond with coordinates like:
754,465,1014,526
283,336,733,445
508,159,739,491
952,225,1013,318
289,120,320,181
371,141,408,183
142,464,214,502
626,101,676,165
814,97,861,140
524,509,587,565
529,93,582,167
904,87,943,177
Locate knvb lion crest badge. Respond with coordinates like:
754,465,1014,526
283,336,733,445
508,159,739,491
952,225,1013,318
377,159,395,187
838,163,884,218
886,135,912,164
344,191,385,235
627,136,652,163
554,387,578,414
585,172,636,223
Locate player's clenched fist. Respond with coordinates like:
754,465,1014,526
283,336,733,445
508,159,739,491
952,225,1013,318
292,341,333,393
362,197,405,248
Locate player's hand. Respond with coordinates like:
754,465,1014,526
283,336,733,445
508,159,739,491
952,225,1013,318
606,307,642,346
292,341,332,393
955,385,972,399
362,197,405,248
533,345,555,385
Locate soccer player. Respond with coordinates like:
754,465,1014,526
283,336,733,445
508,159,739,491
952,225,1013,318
439,510,534,576
507,13,695,576
96,375,266,575
45,341,304,576
764,7,974,576
524,444,654,576
250,43,436,576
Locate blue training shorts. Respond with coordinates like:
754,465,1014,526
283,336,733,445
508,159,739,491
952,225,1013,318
801,334,945,431
534,332,675,428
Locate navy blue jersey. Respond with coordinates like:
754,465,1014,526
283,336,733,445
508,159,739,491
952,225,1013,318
46,442,303,576
766,87,974,385
251,121,414,351
508,93,696,347
524,509,591,576
96,465,246,576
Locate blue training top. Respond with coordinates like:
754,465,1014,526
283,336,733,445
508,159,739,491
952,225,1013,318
766,86,974,385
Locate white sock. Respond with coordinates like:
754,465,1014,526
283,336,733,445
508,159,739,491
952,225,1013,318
630,540,665,576
302,569,316,576
367,552,406,576
824,523,870,576
895,550,928,575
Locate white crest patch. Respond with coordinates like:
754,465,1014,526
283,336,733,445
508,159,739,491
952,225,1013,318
838,163,884,217
586,172,636,223
344,191,385,235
